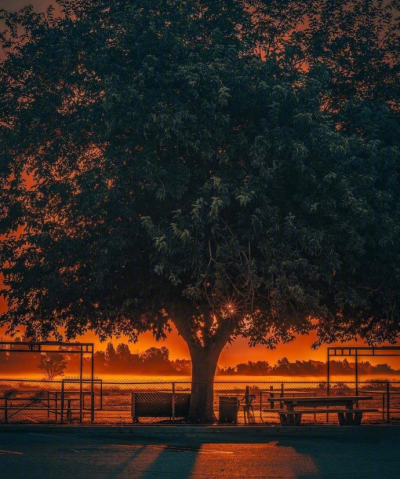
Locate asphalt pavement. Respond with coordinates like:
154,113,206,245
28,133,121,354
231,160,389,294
0,426,399,478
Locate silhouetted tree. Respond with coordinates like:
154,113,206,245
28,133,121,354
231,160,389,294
330,359,353,375
140,347,175,374
38,353,67,380
104,343,116,368
1,1,400,422
93,350,107,373
115,343,142,373
272,358,292,375
374,363,396,374
235,360,272,375
172,358,192,375
116,343,131,362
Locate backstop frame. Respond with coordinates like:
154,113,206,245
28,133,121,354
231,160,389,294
0,341,95,423
327,346,400,396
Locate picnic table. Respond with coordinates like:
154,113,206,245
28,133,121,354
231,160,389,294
265,396,378,426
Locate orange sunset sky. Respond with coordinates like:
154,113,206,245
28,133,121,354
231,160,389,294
1,0,398,370
0,293,363,367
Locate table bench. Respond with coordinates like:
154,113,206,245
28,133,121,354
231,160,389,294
278,408,379,425
265,396,378,426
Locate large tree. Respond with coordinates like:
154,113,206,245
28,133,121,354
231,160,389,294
1,0,400,422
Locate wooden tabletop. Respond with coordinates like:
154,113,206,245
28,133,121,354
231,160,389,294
267,396,373,403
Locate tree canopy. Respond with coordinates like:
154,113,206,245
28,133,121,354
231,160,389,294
1,0,400,421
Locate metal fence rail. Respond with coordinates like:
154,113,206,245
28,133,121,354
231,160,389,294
0,378,399,425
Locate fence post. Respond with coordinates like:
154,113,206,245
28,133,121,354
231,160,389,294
4,398,7,424
61,380,65,424
131,393,135,423
387,381,390,424
67,399,72,423
281,382,284,397
172,382,175,422
382,390,385,422
355,350,359,397
269,386,274,410
55,393,58,423
91,391,95,423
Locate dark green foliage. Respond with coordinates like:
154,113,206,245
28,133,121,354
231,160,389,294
1,0,400,420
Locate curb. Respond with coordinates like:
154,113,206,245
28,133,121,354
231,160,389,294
0,424,398,439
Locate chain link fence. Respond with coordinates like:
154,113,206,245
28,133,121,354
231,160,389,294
1,378,399,425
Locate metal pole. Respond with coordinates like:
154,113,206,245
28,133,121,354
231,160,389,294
327,350,330,396
61,380,65,424
270,386,274,410
355,350,359,397
326,350,330,423
67,399,72,423
91,349,95,423
382,391,385,422
79,350,83,423
387,381,390,424
172,382,175,422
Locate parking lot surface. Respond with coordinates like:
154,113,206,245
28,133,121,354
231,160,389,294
1,427,399,478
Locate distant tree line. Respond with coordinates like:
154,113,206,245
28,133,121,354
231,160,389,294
93,343,192,375
218,358,399,376
0,341,399,378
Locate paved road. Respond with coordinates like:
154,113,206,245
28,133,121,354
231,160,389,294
1,429,399,478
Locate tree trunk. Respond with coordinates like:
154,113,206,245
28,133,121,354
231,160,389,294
171,311,235,424
188,347,220,423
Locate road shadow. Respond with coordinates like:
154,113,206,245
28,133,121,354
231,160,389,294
103,428,400,479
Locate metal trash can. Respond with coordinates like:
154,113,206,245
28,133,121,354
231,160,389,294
219,396,239,423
